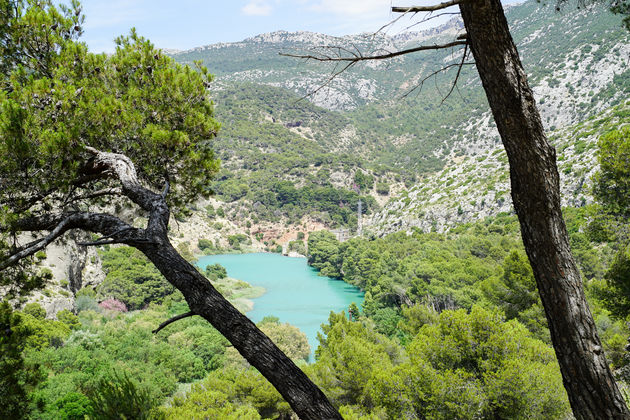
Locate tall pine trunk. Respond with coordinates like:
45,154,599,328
458,0,629,417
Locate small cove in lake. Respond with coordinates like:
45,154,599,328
195,252,364,361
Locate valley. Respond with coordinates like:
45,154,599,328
1,0,630,418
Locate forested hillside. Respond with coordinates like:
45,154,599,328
170,0,629,234
9,204,628,418
208,82,381,228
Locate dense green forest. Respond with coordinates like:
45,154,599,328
6,201,629,419
208,82,388,229
7,135,630,418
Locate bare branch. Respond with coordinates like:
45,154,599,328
401,61,475,98
375,0,460,35
74,227,134,248
281,40,467,63
1,211,143,270
152,311,195,334
441,42,469,104
434,69,444,98
76,239,117,247
298,60,357,103
0,216,75,269
374,9,409,35
392,1,460,13
4,236,49,259
398,12,461,33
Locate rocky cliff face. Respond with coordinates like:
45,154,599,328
366,101,629,235
16,234,104,318
170,0,629,236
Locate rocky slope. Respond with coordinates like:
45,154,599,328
171,0,629,234
367,101,630,235
173,1,628,170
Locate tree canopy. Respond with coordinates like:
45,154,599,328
593,126,630,219
0,0,219,296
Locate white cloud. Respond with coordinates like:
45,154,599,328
81,0,148,29
242,0,273,16
308,0,390,16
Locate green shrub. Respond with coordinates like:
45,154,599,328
74,296,100,313
57,310,81,330
288,240,306,255
205,264,228,281
23,302,46,320
54,392,93,420
87,372,160,420
227,234,248,249
75,287,96,298
198,239,214,254
376,182,390,195
0,302,45,419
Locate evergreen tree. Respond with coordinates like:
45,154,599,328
0,301,44,419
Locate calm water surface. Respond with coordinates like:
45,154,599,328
196,252,364,360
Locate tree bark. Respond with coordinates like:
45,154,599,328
458,0,629,418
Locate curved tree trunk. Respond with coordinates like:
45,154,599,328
72,148,342,420
138,236,342,419
6,147,342,419
458,0,629,418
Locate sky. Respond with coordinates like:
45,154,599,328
77,0,523,53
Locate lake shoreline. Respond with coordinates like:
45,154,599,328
194,248,306,260
195,253,364,361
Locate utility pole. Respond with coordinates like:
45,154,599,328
357,199,362,237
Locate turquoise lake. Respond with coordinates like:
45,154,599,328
195,252,364,361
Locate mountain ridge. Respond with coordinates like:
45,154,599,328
167,0,629,236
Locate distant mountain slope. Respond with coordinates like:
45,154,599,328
208,82,389,229
172,31,401,111
342,1,629,172
170,0,629,234
368,100,630,235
